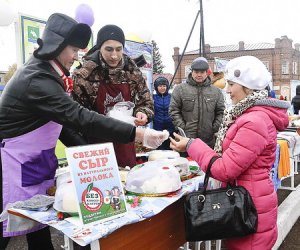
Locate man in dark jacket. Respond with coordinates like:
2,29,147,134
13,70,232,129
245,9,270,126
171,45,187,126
169,57,225,148
0,13,165,249
292,85,300,114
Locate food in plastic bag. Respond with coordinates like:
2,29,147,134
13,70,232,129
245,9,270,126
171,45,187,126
53,172,78,213
107,101,136,125
125,160,182,195
148,150,180,161
167,157,190,177
148,151,190,177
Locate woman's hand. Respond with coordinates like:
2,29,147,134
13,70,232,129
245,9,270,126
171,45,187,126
134,112,148,126
170,132,190,152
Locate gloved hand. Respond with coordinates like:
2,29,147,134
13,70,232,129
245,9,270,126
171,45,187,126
143,128,169,149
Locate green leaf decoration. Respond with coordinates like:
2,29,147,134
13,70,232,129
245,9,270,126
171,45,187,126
87,183,93,193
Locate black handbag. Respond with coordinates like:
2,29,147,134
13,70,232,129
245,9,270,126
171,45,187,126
184,156,258,241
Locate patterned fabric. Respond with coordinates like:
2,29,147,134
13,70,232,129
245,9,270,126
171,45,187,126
270,144,281,190
72,51,154,120
214,89,268,153
49,60,73,93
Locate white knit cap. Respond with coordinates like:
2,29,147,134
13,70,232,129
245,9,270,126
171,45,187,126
224,56,271,90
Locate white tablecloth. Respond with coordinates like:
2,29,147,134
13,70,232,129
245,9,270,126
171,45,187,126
8,175,204,246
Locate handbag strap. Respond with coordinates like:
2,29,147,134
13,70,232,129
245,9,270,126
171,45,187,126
200,156,220,192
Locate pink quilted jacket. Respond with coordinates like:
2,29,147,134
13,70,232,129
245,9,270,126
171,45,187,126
188,105,289,250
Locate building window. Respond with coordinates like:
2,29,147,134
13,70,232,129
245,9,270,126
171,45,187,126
282,61,289,75
293,62,298,75
185,65,191,78
262,61,270,71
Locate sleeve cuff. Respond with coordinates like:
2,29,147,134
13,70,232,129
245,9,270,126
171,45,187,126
185,138,194,151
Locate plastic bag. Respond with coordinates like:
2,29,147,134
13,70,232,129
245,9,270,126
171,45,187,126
125,160,182,194
107,101,136,125
53,172,78,213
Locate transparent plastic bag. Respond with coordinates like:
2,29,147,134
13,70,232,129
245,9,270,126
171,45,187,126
107,101,136,125
125,160,182,194
53,172,78,213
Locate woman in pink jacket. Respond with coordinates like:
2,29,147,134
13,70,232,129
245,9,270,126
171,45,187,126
170,56,289,250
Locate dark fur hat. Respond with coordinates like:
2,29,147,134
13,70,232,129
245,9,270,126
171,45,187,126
34,13,91,60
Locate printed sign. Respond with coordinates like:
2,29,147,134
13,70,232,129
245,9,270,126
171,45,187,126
214,57,229,72
18,14,46,64
124,40,153,92
65,143,127,226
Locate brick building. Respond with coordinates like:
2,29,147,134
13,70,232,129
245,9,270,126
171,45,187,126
172,35,300,100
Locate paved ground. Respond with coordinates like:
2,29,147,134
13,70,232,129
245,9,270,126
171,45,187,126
5,174,300,250
276,173,300,250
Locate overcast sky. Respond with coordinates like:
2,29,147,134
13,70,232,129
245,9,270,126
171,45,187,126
1,0,300,73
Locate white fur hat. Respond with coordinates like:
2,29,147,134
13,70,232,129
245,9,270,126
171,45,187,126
224,56,271,90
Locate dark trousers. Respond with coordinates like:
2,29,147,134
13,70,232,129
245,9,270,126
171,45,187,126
0,226,54,250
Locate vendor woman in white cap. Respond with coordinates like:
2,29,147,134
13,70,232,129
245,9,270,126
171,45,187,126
170,56,290,250
72,24,154,168
0,13,166,249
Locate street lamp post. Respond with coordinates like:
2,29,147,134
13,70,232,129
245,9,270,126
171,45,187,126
170,0,206,85
199,0,205,57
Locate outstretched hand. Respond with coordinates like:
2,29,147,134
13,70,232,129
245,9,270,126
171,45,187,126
143,128,169,149
169,132,190,152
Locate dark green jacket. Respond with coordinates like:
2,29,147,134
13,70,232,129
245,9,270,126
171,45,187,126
169,74,225,148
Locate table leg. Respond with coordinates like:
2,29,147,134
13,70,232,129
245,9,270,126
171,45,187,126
90,240,100,250
64,235,74,250
205,241,211,250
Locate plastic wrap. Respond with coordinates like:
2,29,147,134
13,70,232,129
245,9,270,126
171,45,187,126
107,101,136,125
125,161,182,195
148,150,180,161
53,172,78,213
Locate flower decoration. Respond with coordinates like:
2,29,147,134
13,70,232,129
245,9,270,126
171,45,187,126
126,196,142,208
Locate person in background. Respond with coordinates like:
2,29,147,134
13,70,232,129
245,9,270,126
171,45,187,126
291,85,300,114
170,56,290,250
153,77,175,150
265,85,276,98
169,57,225,149
72,24,154,168
0,13,165,250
